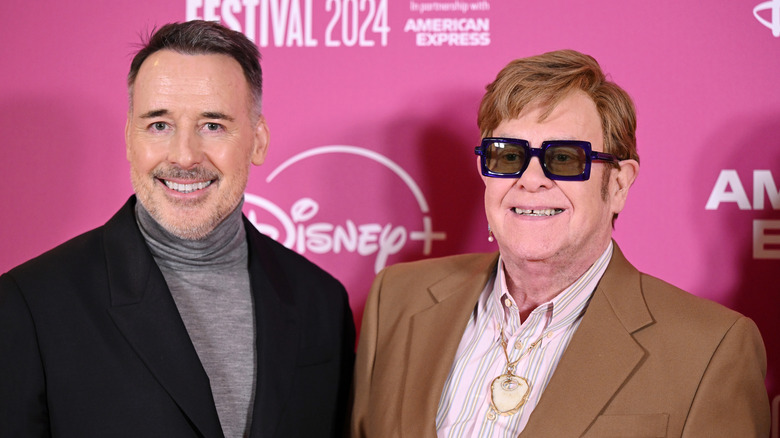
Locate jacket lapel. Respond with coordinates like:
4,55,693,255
104,198,224,438
401,253,499,436
244,220,298,438
520,243,654,437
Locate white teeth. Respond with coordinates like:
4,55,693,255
163,180,212,194
512,208,563,216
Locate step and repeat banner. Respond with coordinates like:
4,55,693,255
2,0,779,423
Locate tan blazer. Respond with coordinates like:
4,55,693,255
351,243,770,437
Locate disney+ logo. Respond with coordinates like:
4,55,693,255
244,145,447,273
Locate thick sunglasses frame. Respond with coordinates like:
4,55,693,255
474,137,620,181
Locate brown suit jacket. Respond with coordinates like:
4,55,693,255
351,243,770,437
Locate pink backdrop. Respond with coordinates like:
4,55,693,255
2,0,779,427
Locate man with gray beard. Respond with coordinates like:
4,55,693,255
0,20,354,437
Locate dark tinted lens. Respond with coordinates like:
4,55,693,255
486,142,526,174
544,145,586,176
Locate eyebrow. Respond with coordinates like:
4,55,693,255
139,109,169,119
201,111,234,122
138,109,235,122
494,134,579,140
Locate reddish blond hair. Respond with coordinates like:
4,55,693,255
478,50,638,162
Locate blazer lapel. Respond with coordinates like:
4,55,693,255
244,221,298,438
521,243,654,437
401,253,499,436
104,198,224,438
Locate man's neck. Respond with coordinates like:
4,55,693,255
501,242,611,321
134,198,247,270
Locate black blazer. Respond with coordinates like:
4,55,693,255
0,197,355,437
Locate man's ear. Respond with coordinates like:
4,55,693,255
610,159,639,214
251,116,270,166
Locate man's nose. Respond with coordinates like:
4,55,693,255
168,130,203,169
515,156,554,191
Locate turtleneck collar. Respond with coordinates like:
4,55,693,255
134,198,248,271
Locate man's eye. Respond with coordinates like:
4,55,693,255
205,123,222,131
152,122,168,131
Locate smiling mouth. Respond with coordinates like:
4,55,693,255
162,179,213,194
511,207,564,216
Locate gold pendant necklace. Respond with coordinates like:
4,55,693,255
486,328,547,421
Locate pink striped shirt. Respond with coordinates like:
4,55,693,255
435,243,613,437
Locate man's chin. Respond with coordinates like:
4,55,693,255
162,221,216,240
137,188,241,240
151,210,218,240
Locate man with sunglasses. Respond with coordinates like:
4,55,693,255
351,50,769,437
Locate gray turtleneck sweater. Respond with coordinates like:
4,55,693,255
135,201,256,438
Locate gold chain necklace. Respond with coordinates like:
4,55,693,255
486,327,548,421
